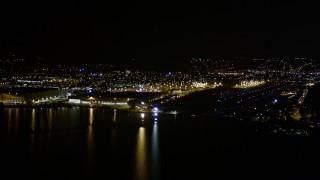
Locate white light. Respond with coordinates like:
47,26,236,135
141,113,145,119
152,107,159,112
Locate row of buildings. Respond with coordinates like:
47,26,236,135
0,87,165,109
0,88,69,105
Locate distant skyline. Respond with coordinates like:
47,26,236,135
1,1,319,67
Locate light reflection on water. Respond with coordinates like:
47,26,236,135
134,127,148,180
151,119,160,180
2,107,106,133
48,108,53,130
7,108,12,134
113,108,117,123
15,108,19,134
31,109,36,132
0,107,172,179
89,108,94,125
86,120,94,176
5,108,21,135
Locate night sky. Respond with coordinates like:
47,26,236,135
1,0,319,66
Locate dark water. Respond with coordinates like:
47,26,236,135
1,107,320,179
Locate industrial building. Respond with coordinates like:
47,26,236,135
0,87,69,105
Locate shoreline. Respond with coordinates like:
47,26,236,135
0,103,130,110
0,103,182,115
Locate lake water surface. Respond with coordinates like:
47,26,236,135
1,107,320,179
